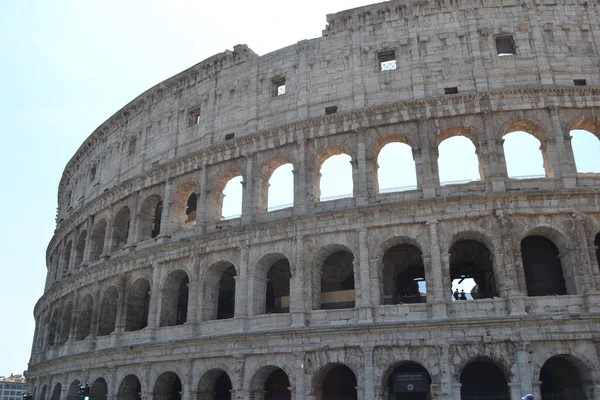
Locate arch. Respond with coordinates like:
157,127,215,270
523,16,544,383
62,241,72,277
257,158,294,213
125,278,151,331
197,369,232,400
90,219,107,260
313,364,357,399
382,361,432,400
540,354,592,400
112,206,131,251
381,244,426,305
172,181,198,228
437,135,482,185
67,380,81,400
76,294,94,340
571,118,600,140
570,129,600,173
376,141,418,193
98,286,119,336
118,375,142,400
160,269,190,327
449,239,497,300
90,378,108,400
74,230,87,267
203,262,237,321
49,383,61,400
503,120,551,178
253,253,292,315
460,359,509,400
48,307,61,347
318,247,355,310
58,301,73,345
595,232,600,272
315,147,354,202
154,372,182,400
139,194,163,240
39,386,47,400
521,234,569,296
250,366,291,400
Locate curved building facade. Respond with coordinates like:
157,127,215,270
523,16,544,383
29,0,600,399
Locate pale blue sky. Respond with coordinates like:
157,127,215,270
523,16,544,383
1,0,599,378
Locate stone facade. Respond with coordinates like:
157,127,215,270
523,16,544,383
28,0,600,399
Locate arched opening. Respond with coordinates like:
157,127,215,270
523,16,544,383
377,142,418,193
185,193,197,223
251,366,291,400
203,262,237,321
266,259,291,314
160,270,190,327
460,360,509,400
97,286,118,336
438,136,481,185
90,219,107,260
267,163,294,211
222,176,243,220
112,206,131,251
67,380,81,400
154,372,182,400
218,266,236,319
319,365,357,399
540,355,590,400
75,231,87,267
570,129,600,173
90,378,108,400
320,250,355,310
503,128,549,178
595,233,600,271
125,278,151,331
521,236,567,296
117,375,142,400
39,386,47,400
62,241,72,277
384,362,432,400
59,301,73,345
318,153,354,201
139,195,163,240
171,181,198,229
450,239,497,301
50,383,61,400
198,370,232,400
381,244,426,305
76,295,93,340
48,308,61,347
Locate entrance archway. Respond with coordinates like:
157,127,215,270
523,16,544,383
521,235,567,296
250,366,291,400
460,360,509,400
540,355,590,400
384,362,432,400
90,378,108,400
50,383,61,400
319,364,357,399
67,380,80,400
118,375,142,400
154,372,182,400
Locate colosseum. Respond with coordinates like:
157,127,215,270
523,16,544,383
28,0,600,399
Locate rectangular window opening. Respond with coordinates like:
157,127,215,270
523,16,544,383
272,77,286,97
574,79,587,86
496,35,516,56
225,133,235,141
188,107,201,126
444,87,459,95
325,105,338,115
128,137,137,156
378,50,397,71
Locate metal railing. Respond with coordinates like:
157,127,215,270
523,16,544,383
379,185,418,193
320,193,353,202
267,203,293,212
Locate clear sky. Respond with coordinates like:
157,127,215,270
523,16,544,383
1,0,599,378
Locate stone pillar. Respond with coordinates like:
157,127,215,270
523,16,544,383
82,217,94,266
572,212,596,295
438,345,452,400
182,361,194,400
355,131,369,206
147,263,162,331
482,112,508,191
126,193,140,248
196,165,208,232
68,291,80,342
509,382,522,400
427,220,447,319
295,354,306,400
418,121,437,198
495,212,526,315
363,347,374,400
291,235,307,327
159,179,173,236
516,345,532,395
114,275,127,334
294,139,308,215
531,381,542,400
548,107,577,187
89,284,101,340
107,368,117,400
451,383,462,400
248,275,268,316
412,147,424,190
357,228,373,322
234,245,249,320
241,154,255,225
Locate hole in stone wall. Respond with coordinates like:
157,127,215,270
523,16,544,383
444,87,459,95
495,34,516,56
573,79,587,86
325,105,338,115
378,50,397,71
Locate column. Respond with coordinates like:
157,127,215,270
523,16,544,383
572,213,596,294
107,368,117,400
417,120,437,198
357,228,373,322
114,275,127,334
159,179,173,236
293,139,308,215
196,165,208,233
183,361,194,400
234,244,249,320
509,382,523,400
241,154,255,224
126,192,140,247
147,263,162,331
187,257,201,328
438,345,453,400
355,131,369,206
89,284,101,341
427,220,447,319
291,235,307,327
516,344,533,395
295,354,306,400
549,106,577,188
363,347,375,400
496,212,526,315
82,217,94,266
482,111,508,191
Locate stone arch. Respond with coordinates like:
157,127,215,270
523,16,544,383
312,244,356,310
97,286,119,336
171,181,198,229
538,354,593,400
67,380,81,400
503,119,552,178
249,365,292,400
569,128,600,173
138,194,163,240
313,146,354,202
521,226,575,296
76,294,94,340
154,371,182,400
203,261,237,321
374,135,418,193
118,374,142,400
210,170,243,221
160,269,190,327
595,232,600,272
90,218,107,260
437,128,483,184
74,230,87,267
450,342,518,384
571,117,600,141
48,307,61,347
449,235,498,300
39,386,47,400
312,363,358,399
381,361,433,400
111,206,131,251
380,241,426,305
125,278,151,331
58,301,73,345
49,383,61,400
90,378,108,400
252,252,292,315
62,240,72,277
459,358,510,400
197,369,233,400
257,158,294,213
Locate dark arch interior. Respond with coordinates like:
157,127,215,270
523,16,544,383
151,201,163,238
594,232,600,272
386,362,431,400
112,207,131,250
321,250,355,310
39,386,47,400
59,302,73,345
118,375,142,400
322,365,357,399
50,384,61,400
154,373,182,400
98,287,118,336
382,244,426,304
176,275,189,325
67,380,81,400
186,193,197,222
450,240,497,300
217,266,236,320
521,235,566,296
264,369,291,400
266,259,291,314
90,378,108,400
540,356,587,400
460,360,509,400
76,296,93,340
214,373,232,400
125,279,150,331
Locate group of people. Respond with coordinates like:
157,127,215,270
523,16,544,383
452,288,468,301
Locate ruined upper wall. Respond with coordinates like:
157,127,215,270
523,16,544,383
56,0,600,223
